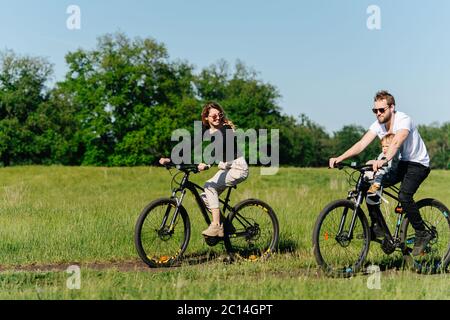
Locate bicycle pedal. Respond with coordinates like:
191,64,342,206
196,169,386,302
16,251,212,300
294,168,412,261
203,236,222,247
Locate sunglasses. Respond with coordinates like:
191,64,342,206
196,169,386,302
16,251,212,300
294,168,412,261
372,106,389,114
208,113,223,119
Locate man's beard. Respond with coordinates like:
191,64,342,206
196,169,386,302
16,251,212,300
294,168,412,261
378,112,392,124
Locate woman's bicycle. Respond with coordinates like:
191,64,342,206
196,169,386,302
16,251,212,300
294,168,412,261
135,163,279,267
313,162,450,277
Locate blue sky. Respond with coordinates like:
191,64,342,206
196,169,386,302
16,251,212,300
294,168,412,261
0,0,449,133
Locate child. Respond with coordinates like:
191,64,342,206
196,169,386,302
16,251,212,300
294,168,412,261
367,133,400,197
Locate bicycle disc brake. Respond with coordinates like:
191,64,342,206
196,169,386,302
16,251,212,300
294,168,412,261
336,231,351,247
157,227,173,241
243,223,260,242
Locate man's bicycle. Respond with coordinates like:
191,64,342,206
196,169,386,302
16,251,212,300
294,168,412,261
135,163,279,267
312,162,450,276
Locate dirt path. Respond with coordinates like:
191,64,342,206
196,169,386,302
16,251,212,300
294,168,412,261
0,259,156,273
0,253,419,276
0,253,236,273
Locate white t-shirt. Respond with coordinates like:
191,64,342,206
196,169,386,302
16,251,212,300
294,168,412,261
369,111,430,167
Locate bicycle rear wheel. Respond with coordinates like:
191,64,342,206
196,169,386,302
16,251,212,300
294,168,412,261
224,199,279,261
401,198,450,273
313,199,370,277
134,198,190,268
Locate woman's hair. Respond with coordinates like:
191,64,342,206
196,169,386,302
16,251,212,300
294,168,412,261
381,133,395,145
201,101,236,129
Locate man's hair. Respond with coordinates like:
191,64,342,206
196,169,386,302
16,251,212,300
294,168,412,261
381,133,395,145
374,90,396,106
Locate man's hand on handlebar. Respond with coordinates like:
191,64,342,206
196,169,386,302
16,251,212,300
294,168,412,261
372,159,388,173
329,157,343,169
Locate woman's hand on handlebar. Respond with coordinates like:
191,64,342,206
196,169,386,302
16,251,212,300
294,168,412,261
159,158,171,165
197,163,211,171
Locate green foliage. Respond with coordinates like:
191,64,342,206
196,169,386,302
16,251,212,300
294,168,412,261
0,50,76,165
0,34,448,168
195,60,282,129
60,32,198,166
278,114,331,167
418,122,449,169
331,125,380,164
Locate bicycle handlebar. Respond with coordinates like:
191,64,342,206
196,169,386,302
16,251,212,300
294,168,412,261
331,161,388,171
163,162,211,173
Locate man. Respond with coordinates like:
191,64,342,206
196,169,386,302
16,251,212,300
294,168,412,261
329,90,432,256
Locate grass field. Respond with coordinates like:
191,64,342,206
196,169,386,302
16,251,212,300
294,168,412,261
0,166,449,299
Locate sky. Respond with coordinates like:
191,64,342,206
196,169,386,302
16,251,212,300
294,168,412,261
0,0,449,133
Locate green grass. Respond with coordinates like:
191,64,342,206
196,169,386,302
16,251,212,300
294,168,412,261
1,265,449,300
0,166,449,299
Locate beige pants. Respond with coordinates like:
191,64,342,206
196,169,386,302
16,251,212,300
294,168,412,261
202,157,249,210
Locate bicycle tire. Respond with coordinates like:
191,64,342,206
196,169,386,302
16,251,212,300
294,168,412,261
224,199,279,261
400,198,450,273
313,199,371,277
134,198,190,268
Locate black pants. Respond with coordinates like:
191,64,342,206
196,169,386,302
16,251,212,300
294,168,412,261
367,161,431,231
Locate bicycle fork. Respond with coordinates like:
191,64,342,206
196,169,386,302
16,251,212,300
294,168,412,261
160,189,187,233
337,192,365,240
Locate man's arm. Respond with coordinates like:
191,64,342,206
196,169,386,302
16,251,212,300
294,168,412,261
329,130,377,167
386,129,408,161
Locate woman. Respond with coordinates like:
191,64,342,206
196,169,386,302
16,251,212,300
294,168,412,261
160,102,249,237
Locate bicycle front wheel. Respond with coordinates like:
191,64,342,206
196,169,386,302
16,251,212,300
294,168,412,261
401,198,450,273
224,199,279,261
313,199,370,277
134,198,190,268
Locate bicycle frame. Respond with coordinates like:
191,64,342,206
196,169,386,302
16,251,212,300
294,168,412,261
340,168,405,244
164,170,236,231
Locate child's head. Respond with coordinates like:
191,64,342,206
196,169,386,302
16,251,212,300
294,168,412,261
381,133,395,155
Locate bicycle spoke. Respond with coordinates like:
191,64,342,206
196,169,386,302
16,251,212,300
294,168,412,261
135,199,189,267
227,200,278,261
403,200,450,273
314,201,369,275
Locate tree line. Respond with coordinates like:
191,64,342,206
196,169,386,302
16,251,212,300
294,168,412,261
0,33,448,169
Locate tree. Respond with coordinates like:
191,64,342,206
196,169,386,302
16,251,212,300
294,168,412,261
419,122,449,169
60,32,198,165
331,125,379,164
195,60,283,129
0,50,55,165
277,114,330,166
1,34,448,169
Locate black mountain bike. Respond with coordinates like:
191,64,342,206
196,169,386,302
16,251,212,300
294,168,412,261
135,163,279,267
313,162,450,276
